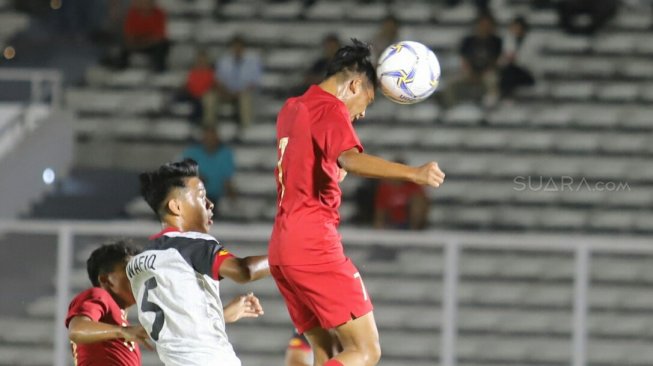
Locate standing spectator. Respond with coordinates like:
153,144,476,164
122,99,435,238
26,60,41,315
118,0,170,72
371,15,401,61
374,179,429,230
178,50,216,124
499,16,535,99
292,33,341,96
182,127,236,214
441,12,502,108
210,35,262,133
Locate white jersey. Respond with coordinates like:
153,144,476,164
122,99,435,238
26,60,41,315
127,230,240,366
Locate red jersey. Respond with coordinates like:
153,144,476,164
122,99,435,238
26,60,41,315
65,287,141,366
375,181,425,225
124,7,166,41
186,68,215,98
269,85,363,265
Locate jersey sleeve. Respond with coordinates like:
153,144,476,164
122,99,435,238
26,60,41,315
65,288,110,327
313,106,363,164
173,238,235,280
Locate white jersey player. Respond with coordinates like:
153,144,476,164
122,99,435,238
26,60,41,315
130,159,270,366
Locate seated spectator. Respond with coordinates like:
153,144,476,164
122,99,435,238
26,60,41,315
207,35,262,133
374,169,429,230
499,16,535,99
441,12,502,108
371,15,401,61
556,0,619,35
177,50,215,124
291,33,341,96
182,127,236,214
118,0,170,72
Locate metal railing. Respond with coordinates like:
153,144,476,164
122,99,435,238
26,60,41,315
0,220,652,366
0,68,63,108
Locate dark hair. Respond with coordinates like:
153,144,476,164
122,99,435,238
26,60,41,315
476,11,496,26
87,240,139,287
512,16,529,33
325,38,378,89
139,159,200,217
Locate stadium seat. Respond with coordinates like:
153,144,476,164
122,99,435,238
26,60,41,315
592,33,636,55
596,82,640,102
553,132,600,153
260,1,303,19
443,104,484,125
347,2,387,21
305,0,346,20
509,131,554,151
538,209,588,230
551,81,595,100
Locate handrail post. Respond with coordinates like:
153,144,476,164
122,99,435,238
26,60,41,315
53,225,73,366
441,240,460,366
572,243,590,366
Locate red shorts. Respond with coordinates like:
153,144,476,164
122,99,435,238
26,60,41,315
271,257,373,334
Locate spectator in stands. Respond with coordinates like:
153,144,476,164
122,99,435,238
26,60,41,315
209,35,262,134
499,16,535,99
291,33,341,96
117,0,170,72
441,12,502,108
182,127,236,215
351,180,379,226
374,159,429,230
371,15,401,61
556,0,619,35
177,50,216,124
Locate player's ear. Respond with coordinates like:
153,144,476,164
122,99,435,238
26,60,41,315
349,78,362,95
166,197,183,216
97,273,109,288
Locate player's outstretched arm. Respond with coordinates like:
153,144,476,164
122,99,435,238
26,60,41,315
338,148,445,187
219,255,270,283
224,293,265,323
68,316,154,350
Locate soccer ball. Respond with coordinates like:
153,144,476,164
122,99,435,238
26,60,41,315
376,41,441,104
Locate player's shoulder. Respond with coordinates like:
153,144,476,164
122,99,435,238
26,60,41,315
150,231,221,251
71,287,111,303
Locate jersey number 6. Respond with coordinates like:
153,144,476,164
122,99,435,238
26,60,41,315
141,277,165,341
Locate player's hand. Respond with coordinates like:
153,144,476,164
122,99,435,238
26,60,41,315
413,162,445,188
120,325,154,351
224,293,264,323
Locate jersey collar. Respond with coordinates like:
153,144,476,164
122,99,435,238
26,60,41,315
149,227,180,240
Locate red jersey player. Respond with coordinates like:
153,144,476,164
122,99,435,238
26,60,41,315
269,39,445,366
66,241,152,366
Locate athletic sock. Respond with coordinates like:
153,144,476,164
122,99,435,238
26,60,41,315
324,360,344,366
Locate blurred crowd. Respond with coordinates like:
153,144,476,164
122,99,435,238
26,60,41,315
12,0,630,229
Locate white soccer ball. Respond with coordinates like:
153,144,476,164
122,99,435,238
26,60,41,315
376,41,441,104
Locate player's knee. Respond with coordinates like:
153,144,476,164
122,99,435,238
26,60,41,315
361,340,381,366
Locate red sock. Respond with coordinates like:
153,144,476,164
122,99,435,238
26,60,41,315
324,360,344,366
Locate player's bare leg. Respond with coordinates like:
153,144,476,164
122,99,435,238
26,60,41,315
304,326,335,366
330,312,381,366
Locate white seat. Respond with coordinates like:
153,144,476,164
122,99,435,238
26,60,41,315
418,128,462,149
241,123,276,144
554,132,600,152
347,2,387,21
167,20,194,42
543,35,591,54
152,119,192,140
599,133,648,154
487,105,528,125
443,104,483,125
604,187,652,208
232,172,274,196
221,2,259,18
572,105,619,128
508,131,554,151
265,49,311,70
580,160,627,179
396,102,440,124
551,81,595,100
438,3,476,23
449,207,494,227
373,127,420,147
558,188,604,206
621,59,653,78
534,158,581,177
461,130,507,150
260,1,303,19
531,104,572,126
495,207,541,228
639,83,653,102
634,212,653,231
534,56,573,76
572,58,616,77
588,211,634,231
620,106,653,129
305,0,345,20
539,209,587,230
593,33,636,55
596,82,640,102
149,70,186,89
392,2,432,22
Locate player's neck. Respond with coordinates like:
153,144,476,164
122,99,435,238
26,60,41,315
318,78,339,98
160,219,206,234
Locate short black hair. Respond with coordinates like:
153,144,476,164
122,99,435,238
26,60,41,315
325,38,378,90
139,159,200,218
87,240,139,287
